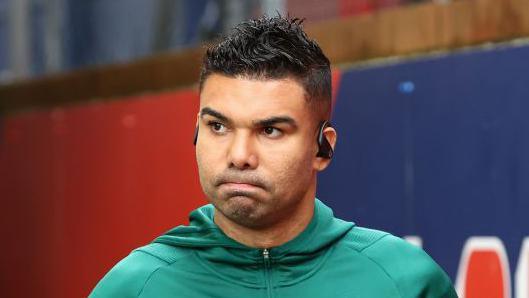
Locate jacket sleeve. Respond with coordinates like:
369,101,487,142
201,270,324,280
89,250,168,298
363,235,458,298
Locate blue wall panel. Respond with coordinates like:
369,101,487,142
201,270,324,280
318,44,529,282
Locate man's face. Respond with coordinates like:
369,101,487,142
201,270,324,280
196,74,325,229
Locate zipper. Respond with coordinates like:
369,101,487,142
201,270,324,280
263,249,273,298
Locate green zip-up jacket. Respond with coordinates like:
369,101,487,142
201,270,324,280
90,200,457,297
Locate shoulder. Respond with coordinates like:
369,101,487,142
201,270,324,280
89,243,192,298
340,227,457,298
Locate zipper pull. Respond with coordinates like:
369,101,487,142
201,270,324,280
263,248,270,260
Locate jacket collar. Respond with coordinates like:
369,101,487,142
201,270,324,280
154,199,354,286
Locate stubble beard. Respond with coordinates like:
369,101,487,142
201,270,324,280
210,187,280,229
198,155,315,230
200,170,277,229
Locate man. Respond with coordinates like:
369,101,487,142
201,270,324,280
90,16,457,297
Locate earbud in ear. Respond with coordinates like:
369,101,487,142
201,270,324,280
193,126,199,146
316,121,333,159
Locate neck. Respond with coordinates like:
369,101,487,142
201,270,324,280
214,183,316,249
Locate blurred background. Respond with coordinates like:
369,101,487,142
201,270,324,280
0,0,433,82
1,0,529,297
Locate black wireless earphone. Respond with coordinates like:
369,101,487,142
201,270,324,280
193,121,333,159
193,126,199,145
316,120,334,159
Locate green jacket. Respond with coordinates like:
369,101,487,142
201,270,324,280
90,200,457,297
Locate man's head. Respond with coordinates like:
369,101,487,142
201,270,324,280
196,16,336,231
199,15,332,120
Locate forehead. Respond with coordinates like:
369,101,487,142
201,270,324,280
199,74,310,122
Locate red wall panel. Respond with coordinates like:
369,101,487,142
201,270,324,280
0,90,204,297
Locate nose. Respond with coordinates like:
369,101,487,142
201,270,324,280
228,131,258,170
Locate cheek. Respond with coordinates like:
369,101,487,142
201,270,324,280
196,146,225,202
196,140,222,166
264,144,315,191
196,145,217,184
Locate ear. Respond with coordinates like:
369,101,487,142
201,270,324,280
313,126,337,171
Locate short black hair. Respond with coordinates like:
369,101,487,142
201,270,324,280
199,15,332,119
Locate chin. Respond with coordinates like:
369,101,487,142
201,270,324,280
224,195,259,214
218,196,270,228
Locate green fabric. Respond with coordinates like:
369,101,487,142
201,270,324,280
90,199,457,297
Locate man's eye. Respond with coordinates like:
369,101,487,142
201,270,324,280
262,127,282,138
208,122,227,133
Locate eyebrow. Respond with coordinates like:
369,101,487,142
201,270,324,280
200,107,229,123
254,116,297,128
200,106,297,128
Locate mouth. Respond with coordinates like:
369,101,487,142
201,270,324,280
216,173,266,189
220,181,262,191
